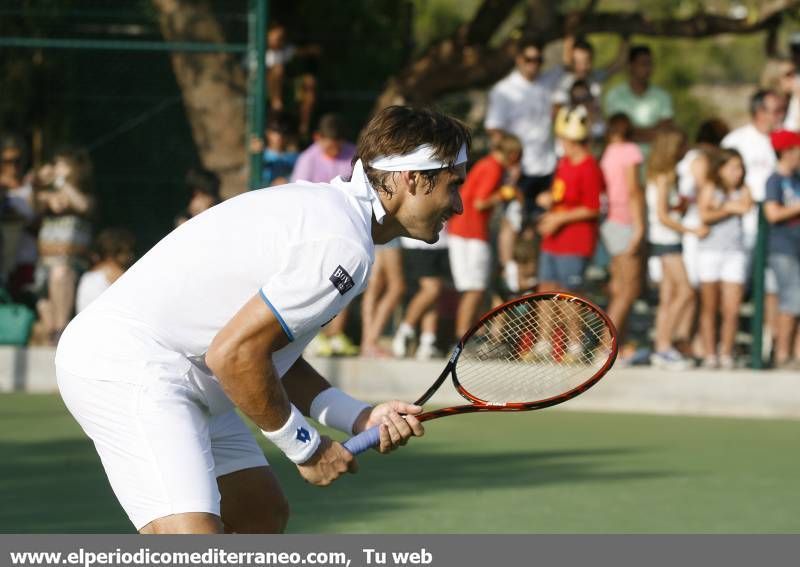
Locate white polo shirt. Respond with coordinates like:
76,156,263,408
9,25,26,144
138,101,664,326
485,69,562,177
56,173,383,397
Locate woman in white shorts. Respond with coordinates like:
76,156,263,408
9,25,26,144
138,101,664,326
696,149,752,369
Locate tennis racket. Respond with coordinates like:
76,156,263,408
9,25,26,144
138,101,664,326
343,291,617,454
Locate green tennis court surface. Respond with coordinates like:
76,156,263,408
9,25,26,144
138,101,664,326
2,393,798,533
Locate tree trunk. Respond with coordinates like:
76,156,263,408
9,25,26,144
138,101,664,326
152,0,248,199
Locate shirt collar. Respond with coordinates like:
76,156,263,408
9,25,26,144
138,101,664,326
331,159,387,225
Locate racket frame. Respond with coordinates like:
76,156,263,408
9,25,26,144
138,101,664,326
414,291,618,422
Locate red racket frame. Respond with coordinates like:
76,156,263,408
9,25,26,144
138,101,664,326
412,291,618,422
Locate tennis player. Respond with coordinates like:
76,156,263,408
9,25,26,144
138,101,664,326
55,106,470,534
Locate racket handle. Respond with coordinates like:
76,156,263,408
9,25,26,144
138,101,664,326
342,426,380,455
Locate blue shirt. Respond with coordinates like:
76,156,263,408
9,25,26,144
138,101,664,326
261,148,298,187
765,172,800,255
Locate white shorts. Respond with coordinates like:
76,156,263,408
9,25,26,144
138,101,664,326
56,364,268,530
448,235,491,291
697,249,748,284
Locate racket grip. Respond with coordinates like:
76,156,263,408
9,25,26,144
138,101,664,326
342,426,381,455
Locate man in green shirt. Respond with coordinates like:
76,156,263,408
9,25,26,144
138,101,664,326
604,45,674,147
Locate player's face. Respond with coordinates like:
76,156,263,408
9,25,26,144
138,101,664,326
404,165,466,244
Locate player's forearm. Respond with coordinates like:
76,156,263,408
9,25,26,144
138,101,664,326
282,357,334,415
212,346,292,431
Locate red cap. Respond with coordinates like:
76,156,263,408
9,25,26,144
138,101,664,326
770,129,800,151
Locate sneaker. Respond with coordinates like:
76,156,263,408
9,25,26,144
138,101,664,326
701,355,719,369
718,354,735,370
313,334,334,357
392,327,415,358
415,342,442,360
650,349,692,371
330,333,359,356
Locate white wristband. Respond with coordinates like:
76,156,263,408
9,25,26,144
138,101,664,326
260,404,321,464
310,387,371,435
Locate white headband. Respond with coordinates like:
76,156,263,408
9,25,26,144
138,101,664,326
370,143,468,172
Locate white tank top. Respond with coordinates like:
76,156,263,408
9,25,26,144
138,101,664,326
646,179,683,246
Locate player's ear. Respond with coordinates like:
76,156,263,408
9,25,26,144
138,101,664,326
399,171,419,195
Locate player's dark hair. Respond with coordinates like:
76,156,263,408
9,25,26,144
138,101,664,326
354,106,471,197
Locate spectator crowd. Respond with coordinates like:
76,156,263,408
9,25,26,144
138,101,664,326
2,28,800,371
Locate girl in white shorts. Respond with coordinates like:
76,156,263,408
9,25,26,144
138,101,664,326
696,149,753,369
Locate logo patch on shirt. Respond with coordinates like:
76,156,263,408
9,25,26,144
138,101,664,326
329,265,355,295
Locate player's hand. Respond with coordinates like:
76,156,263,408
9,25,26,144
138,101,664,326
355,401,424,454
296,436,357,487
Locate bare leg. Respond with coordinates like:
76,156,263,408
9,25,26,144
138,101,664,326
297,73,317,140
653,264,675,353
606,252,642,340
699,282,720,358
36,298,56,338
49,263,77,337
139,466,288,534
267,64,285,111
218,466,289,534
719,282,744,358
455,289,484,339
360,252,387,351
325,309,349,336
140,513,223,534
774,313,798,366
362,248,405,353
403,277,443,328
420,308,438,336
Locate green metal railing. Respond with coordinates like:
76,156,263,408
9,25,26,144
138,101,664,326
247,0,268,190
0,37,247,53
750,203,768,369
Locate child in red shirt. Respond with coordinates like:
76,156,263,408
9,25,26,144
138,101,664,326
533,105,604,359
448,133,521,338
537,105,603,292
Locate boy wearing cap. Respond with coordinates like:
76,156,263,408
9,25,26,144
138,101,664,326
536,105,604,293
764,129,800,368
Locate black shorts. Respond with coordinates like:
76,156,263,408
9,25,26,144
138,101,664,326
403,248,451,282
649,243,682,257
519,173,553,220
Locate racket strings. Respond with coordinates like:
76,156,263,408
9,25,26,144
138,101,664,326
456,297,613,404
